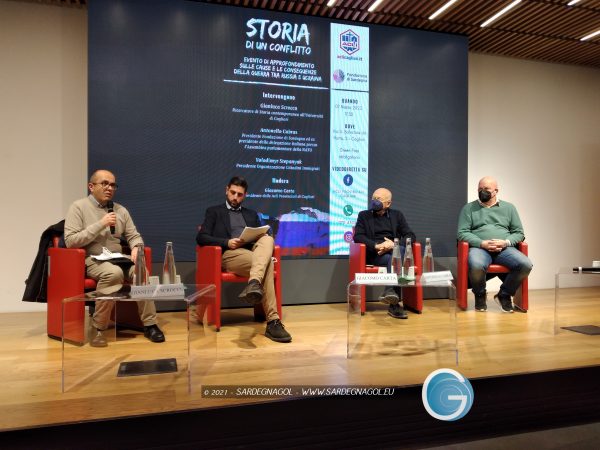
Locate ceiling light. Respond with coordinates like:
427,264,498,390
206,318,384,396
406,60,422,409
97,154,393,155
567,0,581,6
368,0,385,13
429,0,460,20
480,0,522,28
327,0,337,6
581,29,600,41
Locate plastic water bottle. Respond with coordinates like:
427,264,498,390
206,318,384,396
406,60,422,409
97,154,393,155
133,244,148,286
403,237,414,275
162,242,177,284
423,237,435,273
391,238,402,278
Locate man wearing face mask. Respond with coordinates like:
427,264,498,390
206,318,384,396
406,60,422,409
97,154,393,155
353,188,416,319
457,176,532,313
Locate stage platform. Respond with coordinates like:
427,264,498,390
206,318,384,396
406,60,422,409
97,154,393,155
1,288,600,448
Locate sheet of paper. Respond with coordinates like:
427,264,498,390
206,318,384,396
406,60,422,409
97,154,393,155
91,246,127,261
239,225,270,243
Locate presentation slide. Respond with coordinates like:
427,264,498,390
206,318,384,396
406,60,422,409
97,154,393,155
89,0,467,261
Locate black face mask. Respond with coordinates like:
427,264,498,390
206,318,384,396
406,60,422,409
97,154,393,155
478,189,492,203
370,199,384,212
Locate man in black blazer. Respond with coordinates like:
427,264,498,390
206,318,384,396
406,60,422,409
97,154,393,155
353,188,416,319
196,176,291,343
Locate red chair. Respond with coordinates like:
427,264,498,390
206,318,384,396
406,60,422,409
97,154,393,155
348,241,423,314
456,241,529,311
47,238,152,343
195,245,283,331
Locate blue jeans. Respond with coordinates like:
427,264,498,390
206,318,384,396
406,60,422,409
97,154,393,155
468,247,533,297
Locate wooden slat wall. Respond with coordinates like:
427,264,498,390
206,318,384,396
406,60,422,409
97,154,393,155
27,0,600,68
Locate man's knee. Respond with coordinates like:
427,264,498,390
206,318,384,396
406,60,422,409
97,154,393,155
256,234,274,248
519,258,533,275
100,265,125,285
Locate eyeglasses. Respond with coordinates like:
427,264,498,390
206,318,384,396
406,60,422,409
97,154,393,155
92,181,118,190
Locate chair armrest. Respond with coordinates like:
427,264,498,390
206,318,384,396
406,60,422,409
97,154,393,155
456,241,469,305
273,245,281,272
349,242,366,282
517,241,528,256
143,247,152,274
48,247,86,292
196,245,222,284
412,242,422,276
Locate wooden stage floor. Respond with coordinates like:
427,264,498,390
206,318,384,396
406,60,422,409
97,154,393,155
1,287,599,432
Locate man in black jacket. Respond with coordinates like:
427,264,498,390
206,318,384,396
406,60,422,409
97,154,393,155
353,188,416,319
196,176,291,343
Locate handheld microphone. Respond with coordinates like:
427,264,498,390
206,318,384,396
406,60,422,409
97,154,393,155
107,200,115,234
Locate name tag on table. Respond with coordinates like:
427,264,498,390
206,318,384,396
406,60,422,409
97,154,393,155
420,271,454,284
354,273,398,285
130,283,185,299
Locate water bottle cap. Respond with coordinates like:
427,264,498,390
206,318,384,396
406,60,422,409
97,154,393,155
166,241,173,245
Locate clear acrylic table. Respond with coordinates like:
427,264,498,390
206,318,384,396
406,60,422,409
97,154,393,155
61,284,216,394
347,277,457,369
555,268,600,335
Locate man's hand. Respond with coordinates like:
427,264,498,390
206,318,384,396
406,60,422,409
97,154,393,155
481,239,506,253
101,212,117,229
130,245,138,263
228,238,245,250
375,237,394,255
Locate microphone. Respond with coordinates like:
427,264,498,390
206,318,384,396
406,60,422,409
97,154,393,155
106,200,115,234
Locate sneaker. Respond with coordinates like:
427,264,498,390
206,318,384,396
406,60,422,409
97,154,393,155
388,303,408,319
379,288,400,305
90,328,107,347
494,293,514,313
239,279,263,305
265,319,292,343
475,294,487,312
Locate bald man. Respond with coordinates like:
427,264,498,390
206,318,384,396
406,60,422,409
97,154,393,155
457,176,533,313
353,188,416,319
64,170,165,347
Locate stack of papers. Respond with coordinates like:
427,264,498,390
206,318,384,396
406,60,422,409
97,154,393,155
91,247,128,261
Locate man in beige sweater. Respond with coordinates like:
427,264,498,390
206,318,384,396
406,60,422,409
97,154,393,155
64,170,165,347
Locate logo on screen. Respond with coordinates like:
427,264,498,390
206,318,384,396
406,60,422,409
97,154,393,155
343,174,353,186
343,231,354,243
333,69,345,83
422,369,474,421
340,29,359,55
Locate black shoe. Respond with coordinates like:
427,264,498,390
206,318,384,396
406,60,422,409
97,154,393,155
379,288,400,305
239,279,264,305
475,294,487,312
494,293,514,313
144,324,166,343
265,319,292,343
388,303,408,319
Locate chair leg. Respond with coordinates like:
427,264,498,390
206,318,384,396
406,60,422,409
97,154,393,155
253,304,266,322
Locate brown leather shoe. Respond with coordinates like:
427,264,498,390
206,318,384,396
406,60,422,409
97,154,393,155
238,279,263,305
90,328,108,347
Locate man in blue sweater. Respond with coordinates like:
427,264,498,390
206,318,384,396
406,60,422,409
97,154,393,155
457,176,533,313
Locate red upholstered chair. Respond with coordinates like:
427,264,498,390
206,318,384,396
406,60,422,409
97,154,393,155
195,245,283,331
348,241,423,314
456,241,529,311
47,238,152,343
